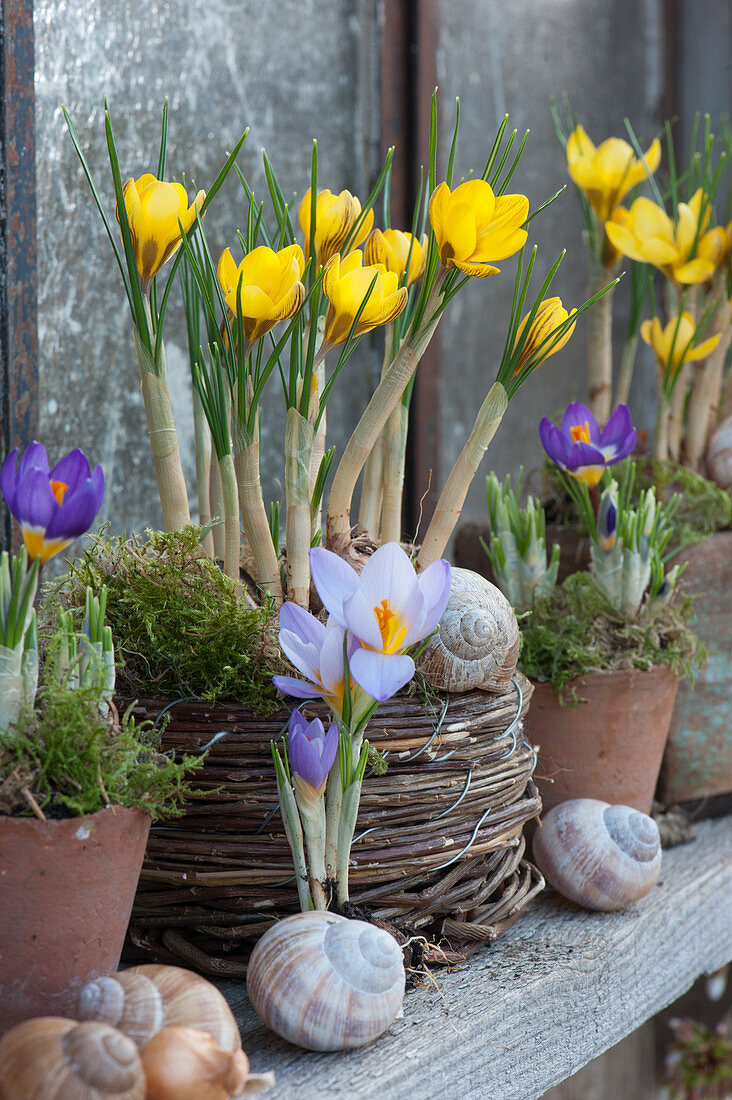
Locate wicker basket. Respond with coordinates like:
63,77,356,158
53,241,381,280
125,674,543,975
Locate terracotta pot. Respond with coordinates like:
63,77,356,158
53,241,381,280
0,806,151,1033
526,666,679,816
659,531,732,803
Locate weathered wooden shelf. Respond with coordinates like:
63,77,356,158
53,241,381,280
219,816,732,1100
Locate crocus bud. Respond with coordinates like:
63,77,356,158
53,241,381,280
597,485,618,552
288,710,338,795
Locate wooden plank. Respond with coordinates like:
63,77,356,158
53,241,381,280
219,817,732,1100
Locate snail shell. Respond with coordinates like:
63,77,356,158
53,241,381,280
0,1018,145,1099
533,798,662,911
77,964,240,1052
415,567,520,693
247,911,405,1051
141,1026,275,1100
706,415,732,491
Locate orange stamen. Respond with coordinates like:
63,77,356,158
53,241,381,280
50,479,69,506
570,420,591,445
373,599,408,654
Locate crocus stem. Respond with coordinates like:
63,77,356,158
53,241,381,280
309,363,327,544
233,420,283,603
285,407,315,608
218,452,240,583
0,644,24,738
294,777,328,910
209,460,225,561
586,269,615,424
654,386,670,463
358,323,394,539
668,364,690,464
685,298,732,471
192,391,214,557
336,777,363,908
134,303,190,531
416,382,508,571
380,401,409,545
614,331,639,409
326,279,445,551
275,773,311,912
324,754,342,880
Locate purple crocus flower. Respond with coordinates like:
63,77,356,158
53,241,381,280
1,442,105,564
273,602,360,714
309,542,451,702
287,710,339,793
539,402,636,488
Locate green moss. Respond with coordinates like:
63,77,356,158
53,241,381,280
632,460,732,544
0,675,204,820
519,572,704,705
48,526,283,712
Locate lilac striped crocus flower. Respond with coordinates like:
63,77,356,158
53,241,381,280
287,710,339,794
539,402,636,488
273,601,359,715
1,442,104,564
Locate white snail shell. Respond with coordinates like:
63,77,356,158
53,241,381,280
533,798,662,912
141,1026,275,1100
706,415,732,491
0,1018,146,1099
77,964,240,1052
246,911,405,1051
415,567,520,693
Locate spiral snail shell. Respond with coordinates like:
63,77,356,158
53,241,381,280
533,798,662,912
416,567,520,693
0,1018,145,1099
247,911,405,1051
141,1026,275,1100
706,415,732,492
77,964,240,1052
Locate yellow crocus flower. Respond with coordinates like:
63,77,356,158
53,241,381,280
120,174,205,291
428,179,528,277
513,297,577,376
298,188,374,268
566,125,661,223
217,243,305,350
606,189,718,285
321,251,408,349
364,228,428,287
640,312,721,376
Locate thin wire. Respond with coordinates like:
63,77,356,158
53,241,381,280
399,694,451,762
153,695,197,729
430,806,493,872
433,768,473,821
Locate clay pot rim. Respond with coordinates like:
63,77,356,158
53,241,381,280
529,663,679,695
0,804,152,831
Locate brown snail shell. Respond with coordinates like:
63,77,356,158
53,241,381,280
706,415,732,491
247,911,405,1051
77,964,240,1051
0,1018,145,1099
415,566,520,693
141,1026,275,1100
534,798,662,911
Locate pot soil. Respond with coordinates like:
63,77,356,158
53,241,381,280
660,531,732,804
0,805,151,1033
526,666,678,816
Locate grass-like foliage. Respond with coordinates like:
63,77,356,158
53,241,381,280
0,675,204,820
519,572,704,704
51,526,283,712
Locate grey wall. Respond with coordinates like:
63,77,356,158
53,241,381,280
33,0,724,550
34,0,382,534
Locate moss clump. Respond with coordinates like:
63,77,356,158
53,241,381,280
49,526,283,712
632,459,732,544
519,572,704,704
0,677,204,819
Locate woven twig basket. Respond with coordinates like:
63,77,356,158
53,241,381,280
125,674,543,976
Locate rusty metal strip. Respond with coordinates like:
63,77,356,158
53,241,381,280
0,0,39,549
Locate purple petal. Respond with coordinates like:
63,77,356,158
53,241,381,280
279,629,322,683
562,441,607,471
45,479,102,540
357,542,417,614
319,624,348,694
321,723,339,776
0,449,20,512
272,675,323,699
288,709,314,739
50,449,92,490
560,402,600,445
350,649,415,702
413,559,452,640
539,419,572,467
309,547,359,624
599,404,634,450
342,588,386,651
279,601,326,649
14,469,57,530
17,441,49,481
601,428,637,464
